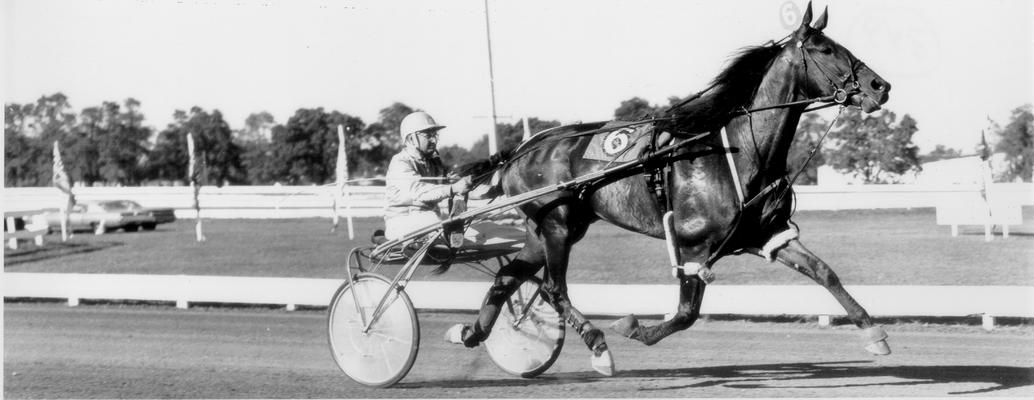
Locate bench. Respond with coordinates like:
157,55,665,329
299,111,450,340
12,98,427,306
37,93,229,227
5,210,50,250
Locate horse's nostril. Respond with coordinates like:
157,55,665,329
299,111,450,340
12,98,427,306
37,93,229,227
871,80,885,91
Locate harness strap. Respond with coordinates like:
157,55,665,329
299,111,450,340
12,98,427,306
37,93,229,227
720,128,746,206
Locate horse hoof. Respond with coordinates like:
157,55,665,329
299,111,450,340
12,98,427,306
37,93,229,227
444,324,466,344
863,326,891,355
866,340,892,355
591,349,615,376
608,315,639,338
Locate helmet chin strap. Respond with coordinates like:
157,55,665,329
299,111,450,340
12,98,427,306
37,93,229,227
406,135,437,158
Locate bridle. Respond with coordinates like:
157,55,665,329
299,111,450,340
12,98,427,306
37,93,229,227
795,34,867,107
661,32,872,266
665,32,866,118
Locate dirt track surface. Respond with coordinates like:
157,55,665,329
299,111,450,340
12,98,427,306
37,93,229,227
5,303,1033,398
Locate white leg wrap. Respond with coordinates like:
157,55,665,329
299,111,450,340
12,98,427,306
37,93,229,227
672,262,715,283
862,326,892,355
863,326,888,342
761,225,799,262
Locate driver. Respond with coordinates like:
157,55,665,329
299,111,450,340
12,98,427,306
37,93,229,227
384,111,472,240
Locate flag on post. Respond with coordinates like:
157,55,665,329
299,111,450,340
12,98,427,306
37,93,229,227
332,124,355,239
979,127,996,241
979,129,991,161
52,141,75,241
187,133,206,242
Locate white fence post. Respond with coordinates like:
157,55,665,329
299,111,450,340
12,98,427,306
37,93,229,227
982,314,996,331
6,216,17,249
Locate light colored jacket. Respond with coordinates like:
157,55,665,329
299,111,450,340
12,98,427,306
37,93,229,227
384,147,452,220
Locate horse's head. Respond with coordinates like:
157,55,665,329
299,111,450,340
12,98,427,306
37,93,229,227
789,3,891,113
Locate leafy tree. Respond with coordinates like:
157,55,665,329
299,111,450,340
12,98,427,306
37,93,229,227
7,95,149,186
825,108,921,183
438,117,560,170
786,112,829,184
92,99,152,185
23,94,79,186
147,126,189,183
613,96,684,121
147,107,245,186
240,111,276,143
464,117,560,163
993,104,1033,181
4,103,46,186
237,112,278,185
354,102,413,176
437,144,477,171
614,97,660,121
270,108,364,184
920,144,963,163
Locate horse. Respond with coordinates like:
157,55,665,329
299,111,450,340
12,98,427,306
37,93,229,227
451,3,892,376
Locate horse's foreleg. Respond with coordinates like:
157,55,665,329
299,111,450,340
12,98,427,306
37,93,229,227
773,239,891,355
610,274,706,345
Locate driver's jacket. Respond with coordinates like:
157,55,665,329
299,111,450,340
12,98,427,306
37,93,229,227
384,147,452,220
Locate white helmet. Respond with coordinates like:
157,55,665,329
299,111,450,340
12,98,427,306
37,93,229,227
399,111,445,140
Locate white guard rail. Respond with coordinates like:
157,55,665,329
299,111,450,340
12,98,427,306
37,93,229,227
4,273,1032,329
3,183,1031,218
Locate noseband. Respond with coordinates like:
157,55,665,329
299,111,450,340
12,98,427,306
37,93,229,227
797,36,866,106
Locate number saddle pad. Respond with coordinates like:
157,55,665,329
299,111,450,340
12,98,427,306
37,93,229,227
581,121,655,163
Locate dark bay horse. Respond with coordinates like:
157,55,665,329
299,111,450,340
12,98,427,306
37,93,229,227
453,3,892,375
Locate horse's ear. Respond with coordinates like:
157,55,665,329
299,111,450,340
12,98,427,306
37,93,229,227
800,1,813,28
812,5,828,31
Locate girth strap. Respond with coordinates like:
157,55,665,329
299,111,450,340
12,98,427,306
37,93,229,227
643,128,674,214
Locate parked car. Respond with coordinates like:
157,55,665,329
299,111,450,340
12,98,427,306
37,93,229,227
39,200,176,234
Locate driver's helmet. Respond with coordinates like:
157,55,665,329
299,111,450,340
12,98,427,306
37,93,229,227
399,111,446,140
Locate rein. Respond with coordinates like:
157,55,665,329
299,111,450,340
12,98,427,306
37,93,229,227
664,34,864,266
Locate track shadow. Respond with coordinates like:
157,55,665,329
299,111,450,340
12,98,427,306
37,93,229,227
400,361,1034,395
959,230,1034,238
3,241,123,266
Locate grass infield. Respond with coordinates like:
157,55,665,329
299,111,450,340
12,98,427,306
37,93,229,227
4,207,1032,286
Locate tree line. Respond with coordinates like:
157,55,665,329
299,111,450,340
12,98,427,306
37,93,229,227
5,93,1031,187
2,94,567,187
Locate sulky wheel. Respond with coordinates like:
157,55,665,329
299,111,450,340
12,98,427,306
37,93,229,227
484,277,565,378
327,273,419,388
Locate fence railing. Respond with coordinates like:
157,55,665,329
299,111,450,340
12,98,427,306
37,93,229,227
4,273,1031,330
4,183,1031,218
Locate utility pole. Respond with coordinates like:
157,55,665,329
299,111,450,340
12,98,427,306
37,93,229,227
483,0,499,156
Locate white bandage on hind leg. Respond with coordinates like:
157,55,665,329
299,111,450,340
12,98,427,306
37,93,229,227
761,225,799,262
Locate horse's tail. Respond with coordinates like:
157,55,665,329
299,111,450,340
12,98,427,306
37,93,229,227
454,149,514,198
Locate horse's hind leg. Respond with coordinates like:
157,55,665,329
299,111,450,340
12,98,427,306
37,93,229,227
610,274,706,345
534,207,615,375
449,234,546,347
772,238,891,355
540,233,615,376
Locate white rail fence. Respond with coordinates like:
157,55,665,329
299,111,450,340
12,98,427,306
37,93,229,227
3,183,1032,218
4,273,1032,330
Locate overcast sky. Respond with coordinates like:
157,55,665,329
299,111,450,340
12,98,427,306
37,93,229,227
3,0,1032,154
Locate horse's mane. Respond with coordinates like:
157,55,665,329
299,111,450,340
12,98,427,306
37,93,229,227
663,43,786,133
457,43,787,188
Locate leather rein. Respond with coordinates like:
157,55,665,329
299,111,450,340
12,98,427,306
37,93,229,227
646,34,866,265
